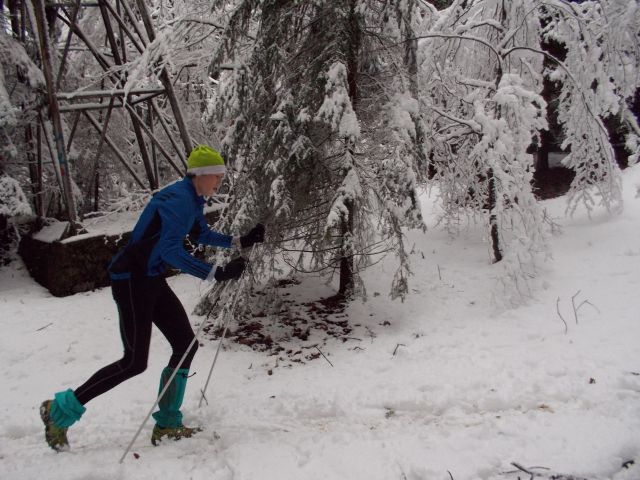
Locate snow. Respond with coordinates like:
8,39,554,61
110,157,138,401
0,174,32,217
315,62,361,140
31,220,70,243
30,202,225,244
30,212,140,244
2,166,640,479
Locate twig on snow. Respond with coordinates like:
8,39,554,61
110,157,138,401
509,462,548,478
571,290,600,324
576,299,600,316
507,462,589,480
315,346,333,367
36,322,53,332
447,471,455,480
392,344,406,357
571,290,582,324
556,297,568,334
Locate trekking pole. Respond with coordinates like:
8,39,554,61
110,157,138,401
118,270,234,463
198,243,257,407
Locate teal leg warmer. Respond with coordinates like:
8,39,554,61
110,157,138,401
50,389,86,428
152,368,189,429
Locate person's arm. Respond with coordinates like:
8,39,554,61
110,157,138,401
193,210,235,248
155,197,215,280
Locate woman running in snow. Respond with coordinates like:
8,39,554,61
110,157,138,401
40,145,264,451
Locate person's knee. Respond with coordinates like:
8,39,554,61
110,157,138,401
182,341,198,363
178,337,198,356
120,356,147,377
129,362,148,377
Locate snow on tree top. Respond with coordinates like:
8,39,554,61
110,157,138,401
0,175,32,218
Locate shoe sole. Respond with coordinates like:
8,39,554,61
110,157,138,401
151,427,204,446
40,401,69,452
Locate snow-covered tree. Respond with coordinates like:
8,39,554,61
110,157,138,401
418,0,550,301
417,0,639,302
206,0,425,301
540,0,640,214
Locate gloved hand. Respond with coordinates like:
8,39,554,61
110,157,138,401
240,223,265,249
213,257,246,281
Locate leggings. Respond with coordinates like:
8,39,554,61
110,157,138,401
74,276,198,405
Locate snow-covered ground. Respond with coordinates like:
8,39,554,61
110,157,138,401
1,167,640,480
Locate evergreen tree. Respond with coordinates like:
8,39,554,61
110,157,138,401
207,0,425,302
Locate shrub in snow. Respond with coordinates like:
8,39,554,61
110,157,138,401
0,174,32,264
0,174,32,219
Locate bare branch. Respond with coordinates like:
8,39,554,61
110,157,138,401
430,106,482,132
571,290,581,324
556,297,568,334
412,33,503,69
577,299,600,315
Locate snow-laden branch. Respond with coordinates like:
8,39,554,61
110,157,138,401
167,17,224,29
497,1,580,50
414,34,503,68
455,75,496,91
454,19,506,35
430,105,482,133
502,45,611,140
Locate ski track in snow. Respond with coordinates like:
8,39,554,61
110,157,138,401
1,166,640,480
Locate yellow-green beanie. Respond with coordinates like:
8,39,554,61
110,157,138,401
187,145,226,175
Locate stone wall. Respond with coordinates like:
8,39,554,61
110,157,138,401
19,231,131,297
18,211,220,297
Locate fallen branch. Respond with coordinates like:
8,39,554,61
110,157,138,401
507,462,590,480
509,462,549,478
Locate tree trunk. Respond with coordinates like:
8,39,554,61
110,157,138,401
338,0,361,297
488,168,502,263
7,0,21,38
602,113,630,170
338,198,354,297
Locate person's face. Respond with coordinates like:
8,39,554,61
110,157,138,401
194,174,224,197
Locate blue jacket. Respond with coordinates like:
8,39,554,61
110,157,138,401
109,177,232,280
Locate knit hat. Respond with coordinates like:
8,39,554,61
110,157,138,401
187,145,226,176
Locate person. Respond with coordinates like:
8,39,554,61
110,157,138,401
40,145,265,451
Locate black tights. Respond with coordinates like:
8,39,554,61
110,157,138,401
74,276,198,405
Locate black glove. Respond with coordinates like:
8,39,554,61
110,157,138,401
213,257,246,281
240,223,265,249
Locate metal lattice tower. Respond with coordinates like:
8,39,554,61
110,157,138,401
25,0,195,233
